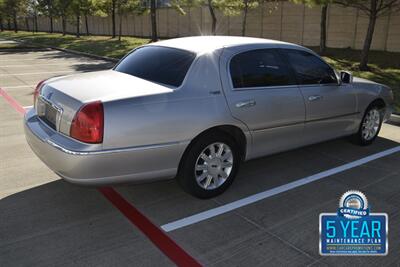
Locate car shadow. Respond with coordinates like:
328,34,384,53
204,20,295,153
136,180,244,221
0,179,173,266
115,135,400,222
35,52,116,72
1,136,399,265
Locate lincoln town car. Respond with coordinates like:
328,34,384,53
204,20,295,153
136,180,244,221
24,36,394,198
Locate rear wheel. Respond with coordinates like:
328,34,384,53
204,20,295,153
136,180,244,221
177,132,240,198
353,104,383,146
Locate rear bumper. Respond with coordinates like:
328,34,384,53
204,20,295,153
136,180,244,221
24,109,188,185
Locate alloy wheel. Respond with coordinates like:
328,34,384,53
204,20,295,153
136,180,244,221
361,108,380,141
194,142,234,190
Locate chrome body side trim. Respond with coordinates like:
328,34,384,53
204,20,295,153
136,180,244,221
46,139,191,156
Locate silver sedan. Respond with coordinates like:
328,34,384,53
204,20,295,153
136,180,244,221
24,36,394,198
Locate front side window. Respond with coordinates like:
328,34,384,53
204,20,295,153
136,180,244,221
283,49,338,85
114,46,196,87
230,49,296,88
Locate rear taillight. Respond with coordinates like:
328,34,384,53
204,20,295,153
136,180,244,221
70,101,104,144
33,80,46,107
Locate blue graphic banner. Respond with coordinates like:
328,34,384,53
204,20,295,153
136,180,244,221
320,213,388,255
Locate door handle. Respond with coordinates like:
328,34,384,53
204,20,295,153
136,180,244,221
235,99,256,108
308,95,323,101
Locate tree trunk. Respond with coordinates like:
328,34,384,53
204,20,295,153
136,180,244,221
150,0,158,42
0,17,4,32
207,0,217,35
112,0,116,38
320,4,328,55
85,14,89,35
50,16,54,33
25,17,30,32
118,13,123,41
360,1,377,71
7,19,11,30
13,12,18,33
76,14,80,38
242,1,249,36
34,13,38,33
62,16,66,35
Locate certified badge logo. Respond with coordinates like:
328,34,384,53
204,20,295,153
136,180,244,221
319,190,388,256
338,190,369,219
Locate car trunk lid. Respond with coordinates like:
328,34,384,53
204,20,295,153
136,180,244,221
37,70,174,137
43,70,174,103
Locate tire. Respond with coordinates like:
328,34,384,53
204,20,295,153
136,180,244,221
352,104,383,146
177,131,241,199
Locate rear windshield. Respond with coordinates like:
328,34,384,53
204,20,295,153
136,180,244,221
114,46,196,87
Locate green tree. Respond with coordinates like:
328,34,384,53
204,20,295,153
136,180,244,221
240,0,278,36
150,0,156,41
183,0,241,35
97,0,141,39
25,0,39,33
37,0,58,33
70,0,89,38
0,0,5,31
146,0,187,42
208,0,242,35
150,0,182,42
241,0,258,36
334,0,400,70
2,0,26,32
81,0,99,35
98,0,117,38
55,0,72,35
291,0,332,54
116,0,140,40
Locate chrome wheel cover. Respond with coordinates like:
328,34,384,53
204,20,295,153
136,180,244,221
362,109,380,141
194,142,233,190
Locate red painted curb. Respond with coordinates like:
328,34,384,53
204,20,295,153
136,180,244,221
0,88,202,267
99,187,202,267
0,88,26,115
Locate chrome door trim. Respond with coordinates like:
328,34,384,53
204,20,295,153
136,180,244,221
306,112,360,123
251,111,360,132
45,139,191,156
232,84,299,91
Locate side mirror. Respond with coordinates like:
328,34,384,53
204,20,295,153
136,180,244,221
340,71,353,84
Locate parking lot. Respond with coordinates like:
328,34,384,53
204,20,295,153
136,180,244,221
1,44,400,266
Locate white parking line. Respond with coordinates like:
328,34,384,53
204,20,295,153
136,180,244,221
2,85,35,89
0,58,62,62
1,62,105,67
0,71,73,76
161,146,400,232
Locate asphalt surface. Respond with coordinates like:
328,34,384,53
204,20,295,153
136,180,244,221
1,42,400,266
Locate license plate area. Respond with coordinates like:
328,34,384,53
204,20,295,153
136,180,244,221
37,97,62,130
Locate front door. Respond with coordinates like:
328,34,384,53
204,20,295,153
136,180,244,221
220,47,306,159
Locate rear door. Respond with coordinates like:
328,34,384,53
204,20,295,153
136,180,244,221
281,49,358,143
220,46,306,159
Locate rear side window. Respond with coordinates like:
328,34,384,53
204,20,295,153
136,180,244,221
283,49,337,85
230,49,295,88
115,46,196,87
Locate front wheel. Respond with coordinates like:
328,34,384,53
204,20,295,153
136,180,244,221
177,132,241,199
352,105,383,146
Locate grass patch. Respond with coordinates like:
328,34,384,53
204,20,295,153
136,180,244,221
315,47,400,113
0,30,149,59
0,39,37,49
0,31,399,113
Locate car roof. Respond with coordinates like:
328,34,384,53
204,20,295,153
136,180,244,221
148,36,302,54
